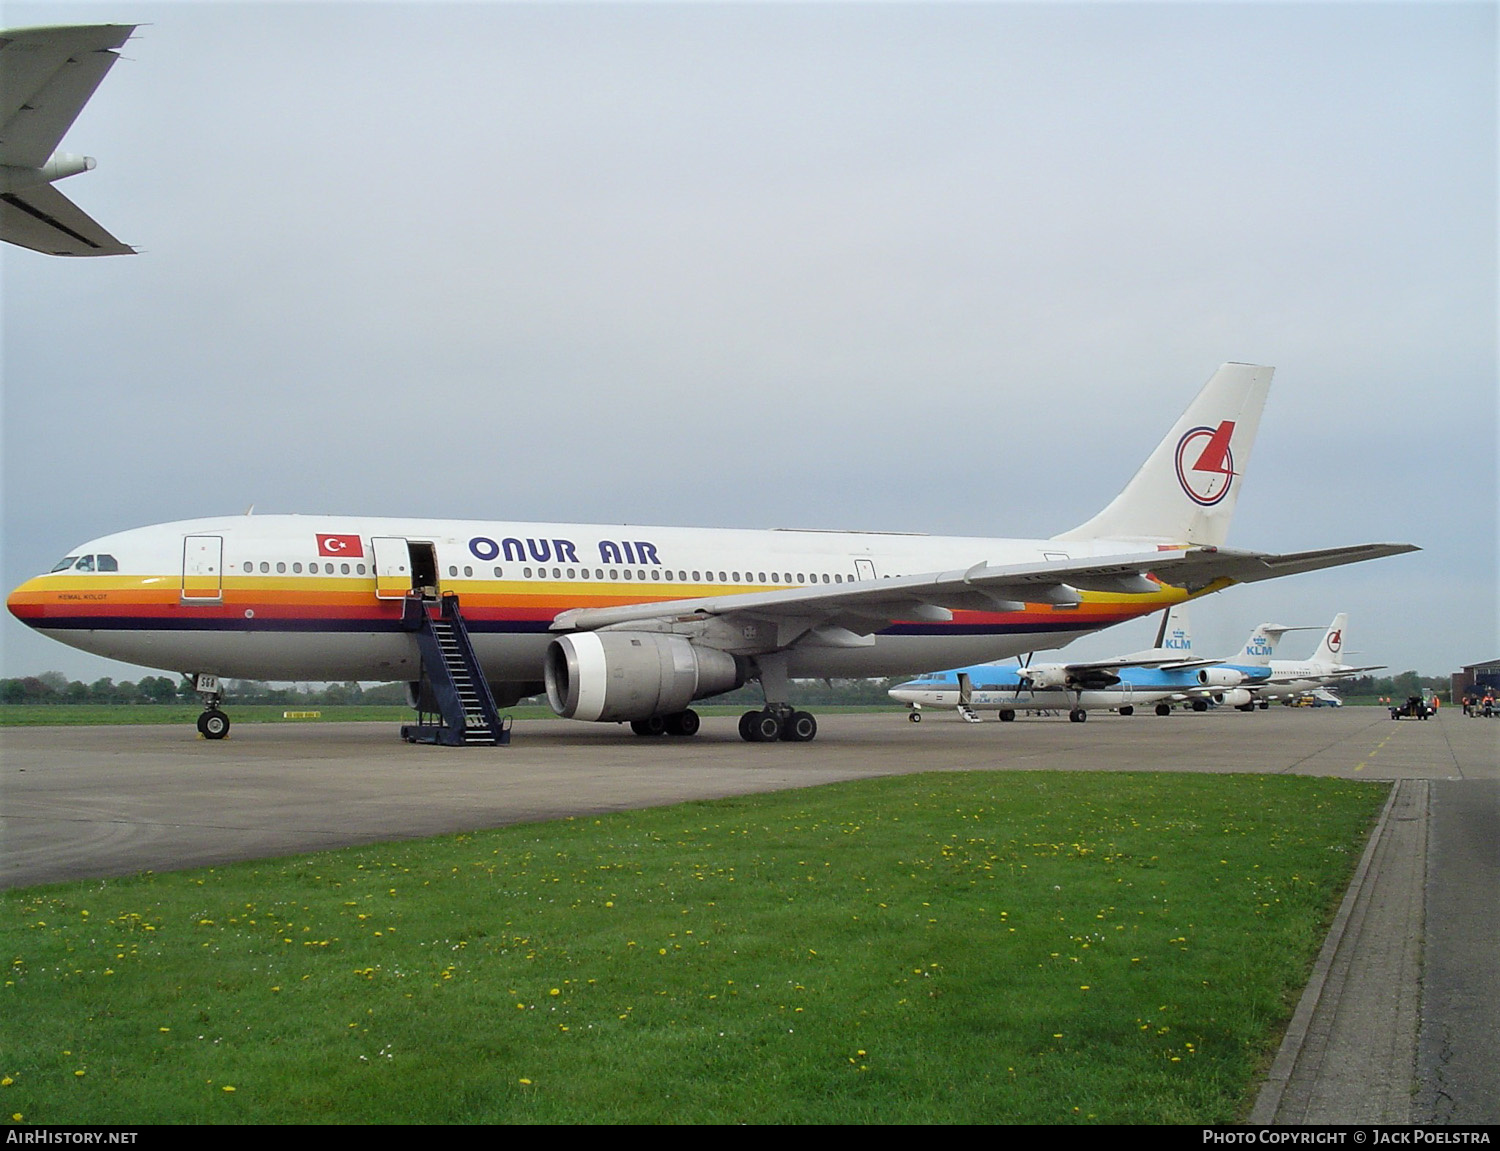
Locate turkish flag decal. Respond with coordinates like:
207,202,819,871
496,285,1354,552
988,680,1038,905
316,533,364,557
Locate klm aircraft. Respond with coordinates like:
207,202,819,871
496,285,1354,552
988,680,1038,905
888,607,1290,722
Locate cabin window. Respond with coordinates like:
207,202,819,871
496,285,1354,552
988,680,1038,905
523,567,532,578
718,571,727,582
822,574,830,583
835,573,843,583
596,569,605,580
357,563,366,575
796,573,804,583
463,565,473,577
293,563,302,573
703,571,713,582
448,565,457,577
493,566,503,578
692,571,701,581
758,572,766,583
638,570,646,581
567,568,576,579
732,571,740,582
340,563,350,575
258,562,269,574
623,569,633,580
664,570,674,581
276,562,286,574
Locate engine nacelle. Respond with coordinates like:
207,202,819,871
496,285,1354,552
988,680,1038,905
1197,667,1247,688
1021,666,1068,690
1216,688,1254,707
545,632,743,722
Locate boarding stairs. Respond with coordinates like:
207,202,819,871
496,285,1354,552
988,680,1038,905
400,594,510,746
957,704,983,723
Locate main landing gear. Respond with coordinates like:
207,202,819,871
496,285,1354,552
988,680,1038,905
738,706,817,743
1155,702,1173,717
191,674,230,740
630,709,702,737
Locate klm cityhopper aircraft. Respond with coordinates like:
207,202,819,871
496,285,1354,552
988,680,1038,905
8,364,1415,742
888,608,1301,722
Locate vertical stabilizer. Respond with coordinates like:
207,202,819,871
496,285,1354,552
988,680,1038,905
1154,604,1192,655
1235,623,1316,666
1054,363,1273,547
1311,614,1349,666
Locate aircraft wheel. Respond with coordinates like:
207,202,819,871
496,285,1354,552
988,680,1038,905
1191,699,1209,712
749,711,783,742
631,715,667,737
1069,708,1087,723
998,709,1015,722
197,709,230,740
908,711,922,723
665,709,700,737
1118,706,1134,717
1258,700,1269,710
1155,703,1172,717
782,711,817,742
738,711,758,741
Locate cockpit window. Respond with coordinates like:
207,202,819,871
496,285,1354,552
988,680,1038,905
96,554,118,572
50,556,80,572
74,555,96,572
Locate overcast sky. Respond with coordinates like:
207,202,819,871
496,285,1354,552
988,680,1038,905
2,0,1494,683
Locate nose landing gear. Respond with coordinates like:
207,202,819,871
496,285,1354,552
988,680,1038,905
191,674,231,739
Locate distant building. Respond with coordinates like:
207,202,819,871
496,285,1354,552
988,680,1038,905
1452,659,1500,701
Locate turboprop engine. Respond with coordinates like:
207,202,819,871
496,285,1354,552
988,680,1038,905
545,632,743,722
1197,667,1248,688
1019,666,1069,690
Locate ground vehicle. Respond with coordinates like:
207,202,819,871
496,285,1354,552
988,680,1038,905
1389,695,1433,720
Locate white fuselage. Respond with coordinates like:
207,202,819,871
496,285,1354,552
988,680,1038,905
8,514,1185,690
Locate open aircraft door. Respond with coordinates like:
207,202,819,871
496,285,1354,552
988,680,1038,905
181,536,223,602
372,537,413,600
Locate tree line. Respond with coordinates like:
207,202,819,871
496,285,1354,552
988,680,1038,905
0,673,410,707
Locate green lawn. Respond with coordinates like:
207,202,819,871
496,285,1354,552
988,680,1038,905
1,771,1385,1123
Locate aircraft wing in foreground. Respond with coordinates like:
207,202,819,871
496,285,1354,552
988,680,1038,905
0,24,136,256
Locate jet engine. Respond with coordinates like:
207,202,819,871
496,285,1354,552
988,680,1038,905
1214,688,1253,708
1197,668,1248,688
545,632,743,722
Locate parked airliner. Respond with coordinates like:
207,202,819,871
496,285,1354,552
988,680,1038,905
7,364,1415,742
1234,614,1381,705
1,24,136,256
887,605,1230,722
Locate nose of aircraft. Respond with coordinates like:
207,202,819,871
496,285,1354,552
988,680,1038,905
8,575,46,627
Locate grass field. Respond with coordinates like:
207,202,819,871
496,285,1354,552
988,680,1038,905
1,771,1386,1124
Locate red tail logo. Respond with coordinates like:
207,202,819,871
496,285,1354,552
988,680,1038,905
1174,421,1236,506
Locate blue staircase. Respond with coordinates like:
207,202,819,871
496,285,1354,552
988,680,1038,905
400,594,510,746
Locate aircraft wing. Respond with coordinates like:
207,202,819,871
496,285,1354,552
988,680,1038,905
0,178,133,255
549,542,1419,646
0,24,135,168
